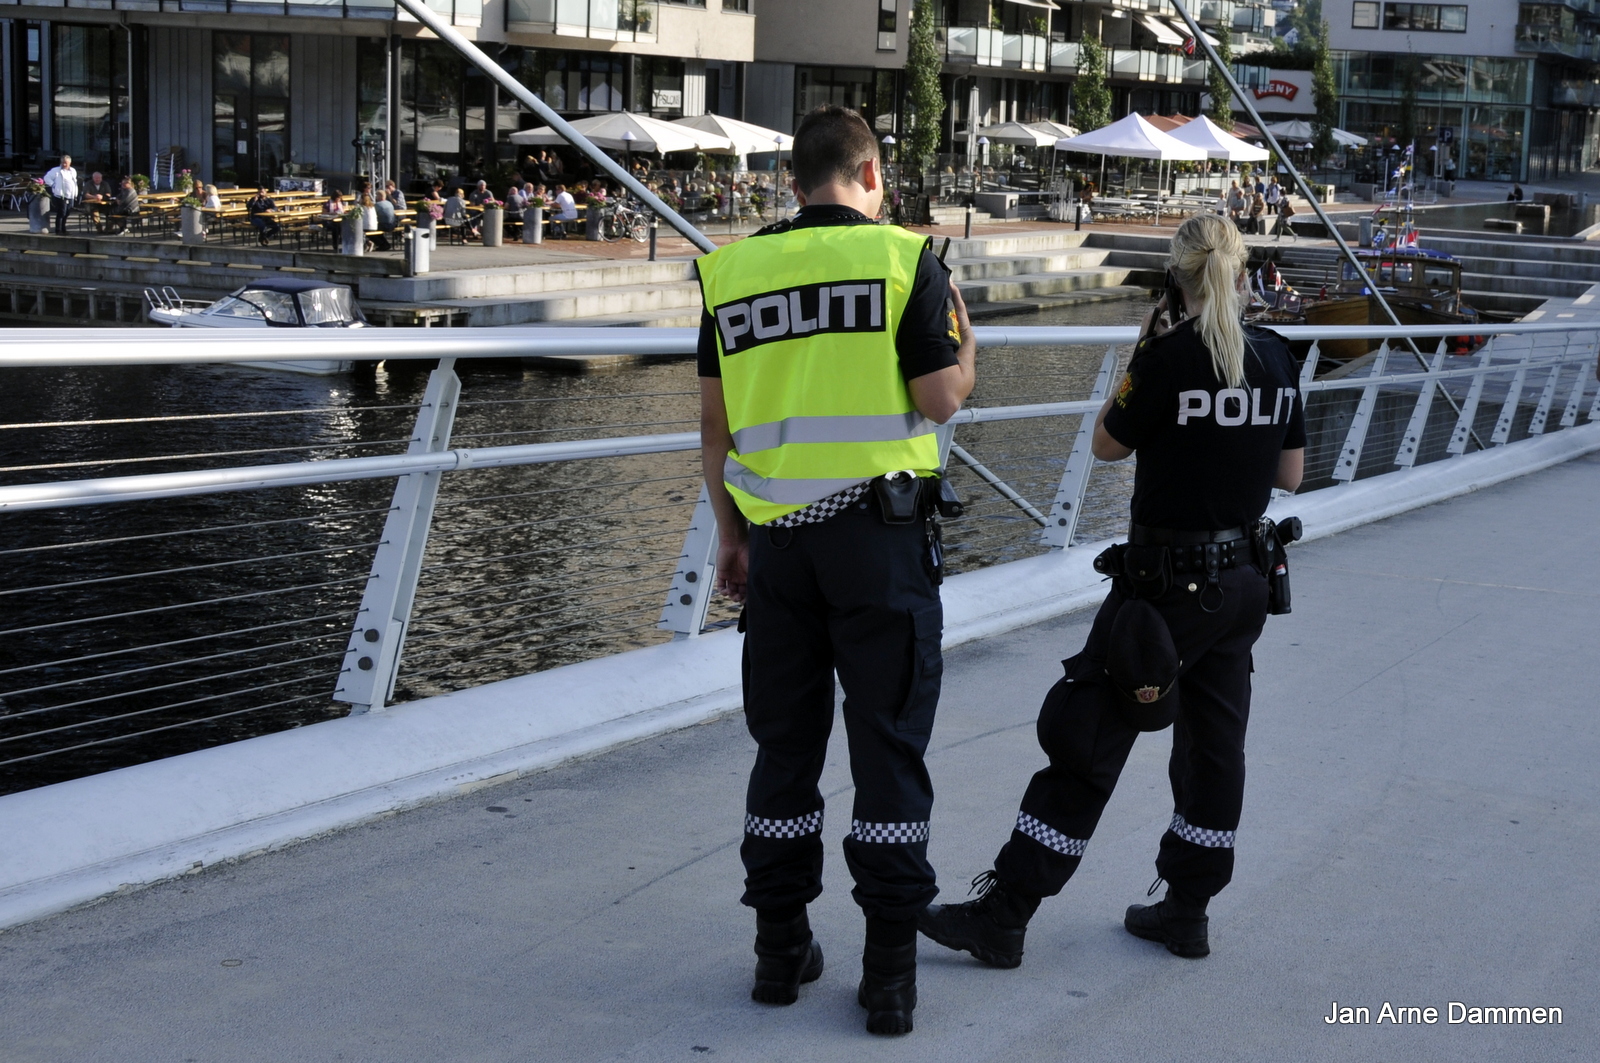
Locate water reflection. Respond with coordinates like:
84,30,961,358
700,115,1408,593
0,298,1151,792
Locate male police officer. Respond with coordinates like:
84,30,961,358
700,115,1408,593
696,105,976,1036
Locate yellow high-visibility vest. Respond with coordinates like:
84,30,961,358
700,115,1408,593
697,223,940,525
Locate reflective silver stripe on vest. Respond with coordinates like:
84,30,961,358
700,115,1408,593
730,411,935,455
723,457,873,505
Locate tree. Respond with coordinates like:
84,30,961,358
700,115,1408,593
1074,35,1111,133
903,0,946,181
1208,27,1235,131
1311,20,1337,160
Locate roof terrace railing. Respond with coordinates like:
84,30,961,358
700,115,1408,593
1,322,1596,792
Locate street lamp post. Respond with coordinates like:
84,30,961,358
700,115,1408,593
882,134,896,222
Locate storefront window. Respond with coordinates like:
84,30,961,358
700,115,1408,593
1467,57,1531,105
357,38,388,139
213,34,290,187
53,24,117,168
633,56,683,116
402,40,465,181
794,66,874,130
1466,106,1524,181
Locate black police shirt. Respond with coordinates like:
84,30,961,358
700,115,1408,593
696,204,961,380
1102,318,1307,532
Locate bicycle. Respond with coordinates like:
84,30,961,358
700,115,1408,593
602,200,651,243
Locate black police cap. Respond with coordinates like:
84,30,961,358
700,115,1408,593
1106,598,1181,732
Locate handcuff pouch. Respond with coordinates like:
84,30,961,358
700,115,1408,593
873,470,921,525
1119,544,1173,600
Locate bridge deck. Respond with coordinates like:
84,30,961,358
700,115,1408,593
2,452,1595,1062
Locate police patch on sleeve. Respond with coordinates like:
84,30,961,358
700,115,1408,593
944,300,961,343
1114,372,1135,409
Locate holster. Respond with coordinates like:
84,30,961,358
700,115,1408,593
872,471,922,524
1252,516,1302,615
1093,542,1172,600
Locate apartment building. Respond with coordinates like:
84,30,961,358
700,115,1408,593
747,0,1273,153
0,0,754,188
1326,0,1600,181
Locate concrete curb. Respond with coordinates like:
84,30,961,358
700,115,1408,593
2,422,1596,932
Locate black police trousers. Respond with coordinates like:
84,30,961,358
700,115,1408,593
739,499,943,922
994,563,1269,900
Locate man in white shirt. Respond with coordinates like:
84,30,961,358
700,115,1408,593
42,155,78,235
552,184,577,238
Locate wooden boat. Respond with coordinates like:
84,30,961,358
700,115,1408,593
1255,248,1491,366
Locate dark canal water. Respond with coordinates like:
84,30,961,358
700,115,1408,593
0,300,1149,794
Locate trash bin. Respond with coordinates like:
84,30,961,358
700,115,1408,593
1359,215,1373,248
404,228,430,276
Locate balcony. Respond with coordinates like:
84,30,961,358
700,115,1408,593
1182,58,1208,83
1002,32,1048,71
1552,79,1600,106
946,24,1003,66
1195,0,1236,26
1109,48,1185,82
945,26,1046,70
1516,23,1600,60
508,0,659,42
1050,40,1081,73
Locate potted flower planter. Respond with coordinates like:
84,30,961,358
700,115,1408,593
481,206,504,247
524,205,544,244
180,205,206,244
340,211,365,256
28,193,51,233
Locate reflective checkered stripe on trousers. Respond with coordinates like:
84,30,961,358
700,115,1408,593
850,820,930,843
1169,813,1235,848
1016,811,1088,856
745,810,824,839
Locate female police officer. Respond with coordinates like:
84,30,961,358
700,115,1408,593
919,212,1304,966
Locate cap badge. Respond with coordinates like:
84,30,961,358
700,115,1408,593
1134,685,1163,704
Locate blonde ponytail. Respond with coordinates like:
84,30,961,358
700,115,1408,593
1167,214,1249,388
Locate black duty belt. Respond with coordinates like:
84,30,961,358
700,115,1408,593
1129,524,1248,546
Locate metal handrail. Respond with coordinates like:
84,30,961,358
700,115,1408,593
1,322,1598,368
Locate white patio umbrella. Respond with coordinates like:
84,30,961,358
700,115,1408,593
1332,127,1366,149
1169,115,1270,162
1264,119,1315,141
673,113,793,156
509,111,733,155
1054,112,1207,198
1028,120,1079,140
976,121,1059,147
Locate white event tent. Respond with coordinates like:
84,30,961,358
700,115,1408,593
1167,114,1269,162
509,112,733,155
1054,112,1207,196
976,121,1060,147
1265,120,1367,150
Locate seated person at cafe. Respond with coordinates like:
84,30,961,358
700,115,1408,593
444,188,478,239
468,180,492,207
322,190,347,238
82,171,116,229
373,190,398,250
247,186,279,245
551,184,578,238
385,180,407,212
106,176,140,235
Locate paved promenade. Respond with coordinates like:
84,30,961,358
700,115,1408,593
2,452,1596,1062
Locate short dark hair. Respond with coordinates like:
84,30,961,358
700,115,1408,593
792,106,879,195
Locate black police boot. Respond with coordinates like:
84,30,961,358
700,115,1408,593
1123,880,1210,959
857,932,917,1036
751,908,824,1005
917,870,1041,969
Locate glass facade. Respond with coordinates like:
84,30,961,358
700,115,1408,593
399,39,464,181
1334,51,1553,181
52,25,125,170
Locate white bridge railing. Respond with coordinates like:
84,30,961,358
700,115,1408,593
0,323,1596,787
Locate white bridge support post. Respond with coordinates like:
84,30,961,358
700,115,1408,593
1394,344,1447,469
335,359,461,712
659,484,721,638
1332,341,1392,483
1560,360,1591,429
1491,336,1536,445
1040,345,1119,549
1527,362,1564,436
1447,343,1496,456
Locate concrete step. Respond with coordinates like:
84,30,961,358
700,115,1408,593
947,230,1092,258
946,248,1111,281
956,267,1132,304
358,258,697,303
417,280,705,327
